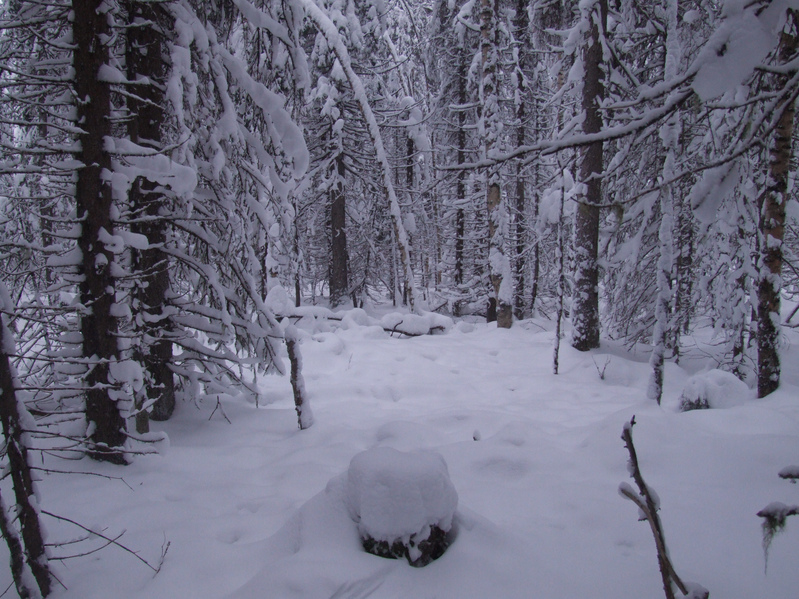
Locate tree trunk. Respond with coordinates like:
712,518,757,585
553,166,567,375
74,0,127,463
0,491,34,599
512,0,529,320
294,204,303,307
647,0,678,405
0,287,51,596
673,191,694,353
127,0,175,427
571,0,607,351
481,0,512,328
329,155,349,307
285,325,312,430
758,10,799,398
454,58,468,293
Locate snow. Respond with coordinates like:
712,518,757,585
344,447,458,542
691,8,775,102
679,368,751,410
5,316,799,598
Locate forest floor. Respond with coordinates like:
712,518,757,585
5,309,799,598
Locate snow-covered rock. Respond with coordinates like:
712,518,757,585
344,447,458,566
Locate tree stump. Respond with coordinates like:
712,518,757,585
344,447,458,567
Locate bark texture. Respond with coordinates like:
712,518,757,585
285,326,312,430
74,0,127,463
571,0,607,351
758,10,798,398
512,0,529,320
127,0,175,426
481,0,512,328
329,155,349,307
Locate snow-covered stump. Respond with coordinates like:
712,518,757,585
345,448,458,567
285,324,312,430
678,369,748,412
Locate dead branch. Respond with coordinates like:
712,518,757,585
619,417,708,599
41,510,169,575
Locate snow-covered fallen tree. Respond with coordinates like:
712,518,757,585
265,287,452,338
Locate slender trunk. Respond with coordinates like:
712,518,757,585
329,155,348,307
571,0,607,351
648,0,678,405
513,0,529,320
454,58,468,292
294,203,302,307
732,266,748,378
529,98,542,315
672,192,694,361
391,228,399,306
513,160,526,320
758,10,799,397
74,0,126,463
127,0,174,427
553,166,567,375
405,136,415,306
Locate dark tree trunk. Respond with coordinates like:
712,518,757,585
571,0,607,351
758,10,799,398
553,165,567,375
74,0,127,463
295,219,302,308
514,161,526,320
529,100,542,316
454,54,469,291
672,193,695,363
329,155,348,307
0,297,51,596
454,156,466,289
0,491,32,599
127,0,175,428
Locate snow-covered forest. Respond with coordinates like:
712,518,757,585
2,0,799,597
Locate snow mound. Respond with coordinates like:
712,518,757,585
344,447,458,543
264,285,293,315
679,369,750,411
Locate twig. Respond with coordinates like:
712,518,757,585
786,302,799,324
30,466,134,489
50,530,126,561
591,355,611,380
208,398,231,424
40,510,168,574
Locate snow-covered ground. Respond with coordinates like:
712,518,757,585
6,314,799,598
